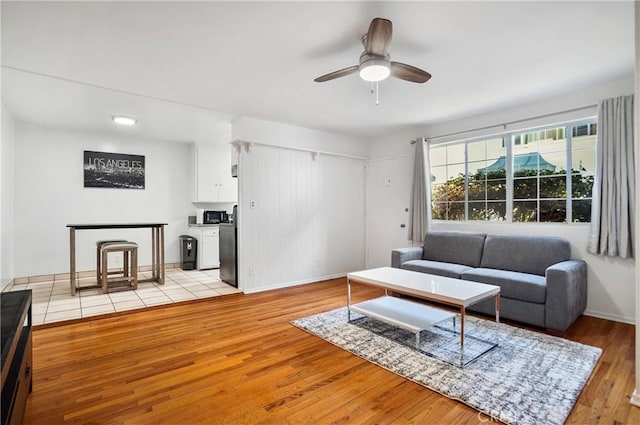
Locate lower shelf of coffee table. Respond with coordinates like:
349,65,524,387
349,296,456,334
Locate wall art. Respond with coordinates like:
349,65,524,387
83,150,145,189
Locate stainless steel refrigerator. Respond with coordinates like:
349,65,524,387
219,205,237,287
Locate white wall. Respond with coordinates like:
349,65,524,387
12,122,193,277
1,104,16,289
233,117,367,293
366,75,636,323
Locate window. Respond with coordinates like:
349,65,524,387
430,119,596,223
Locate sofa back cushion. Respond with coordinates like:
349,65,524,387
480,234,571,276
423,231,486,268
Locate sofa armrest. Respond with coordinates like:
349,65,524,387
391,247,423,268
545,260,588,332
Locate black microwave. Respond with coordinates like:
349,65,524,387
203,210,229,224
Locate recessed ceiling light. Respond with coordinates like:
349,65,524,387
112,115,137,126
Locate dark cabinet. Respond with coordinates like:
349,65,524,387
1,290,33,425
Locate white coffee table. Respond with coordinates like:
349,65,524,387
346,267,500,367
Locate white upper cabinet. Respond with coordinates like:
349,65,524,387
191,143,238,202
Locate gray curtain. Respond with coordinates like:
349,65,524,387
408,137,431,243
588,94,635,258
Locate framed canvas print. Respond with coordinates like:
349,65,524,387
83,150,145,189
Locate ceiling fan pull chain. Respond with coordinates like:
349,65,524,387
376,81,380,106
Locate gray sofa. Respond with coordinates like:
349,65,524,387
391,231,587,332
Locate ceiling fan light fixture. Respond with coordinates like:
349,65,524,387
359,59,390,82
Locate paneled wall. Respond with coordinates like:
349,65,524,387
238,143,365,293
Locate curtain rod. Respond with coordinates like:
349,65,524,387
410,104,598,144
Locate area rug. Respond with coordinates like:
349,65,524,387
291,307,601,425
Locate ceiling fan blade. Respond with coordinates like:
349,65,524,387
365,18,392,56
390,62,432,83
314,65,359,82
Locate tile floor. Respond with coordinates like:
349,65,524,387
4,268,240,326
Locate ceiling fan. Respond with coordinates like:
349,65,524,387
314,18,432,91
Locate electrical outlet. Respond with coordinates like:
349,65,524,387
250,200,256,209
248,267,254,276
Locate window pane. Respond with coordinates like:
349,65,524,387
432,202,448,220
572,150,596,174
513,201,537,222
448,202,465,220
446,144,465,163
486,201,507,221
487,179,506,200
467,141,485,162
468,202,487,220
486,138,505,160
468,179,486,201
540,200,566,222
540,175,566,198
573,134,597,151
513,177,537,199
431,165,447,184
447,163,465,180
572,199,592,222
430,145,447,166
541,151,566,174
572,173,594,198
468,160,487,176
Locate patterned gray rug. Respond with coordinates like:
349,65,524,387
291,307,601,425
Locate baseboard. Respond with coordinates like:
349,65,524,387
583,309,635,325
9,263,182,288
242,273,347,294
631,388,640,407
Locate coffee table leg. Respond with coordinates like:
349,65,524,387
460,306,465,367
347,278,351,322
495,294,501,346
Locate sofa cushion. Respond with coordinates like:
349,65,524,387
401,260,473,279
422,231,486,268
480,234,571,276
462,268,546,304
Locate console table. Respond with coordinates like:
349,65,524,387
67,223,167,295
1,290,33,425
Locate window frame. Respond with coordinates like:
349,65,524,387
429,117,597,224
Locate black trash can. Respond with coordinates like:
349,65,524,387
179,235,197,270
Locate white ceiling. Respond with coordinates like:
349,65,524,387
1,1,635,142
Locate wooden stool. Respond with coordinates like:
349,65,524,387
100,241,138,293
96,239,128,282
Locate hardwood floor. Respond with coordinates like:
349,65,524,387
23,278,639,424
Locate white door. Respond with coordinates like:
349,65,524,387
366,156,415,268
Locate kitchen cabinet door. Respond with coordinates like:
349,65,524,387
193,144,238,202
200,228,220,269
